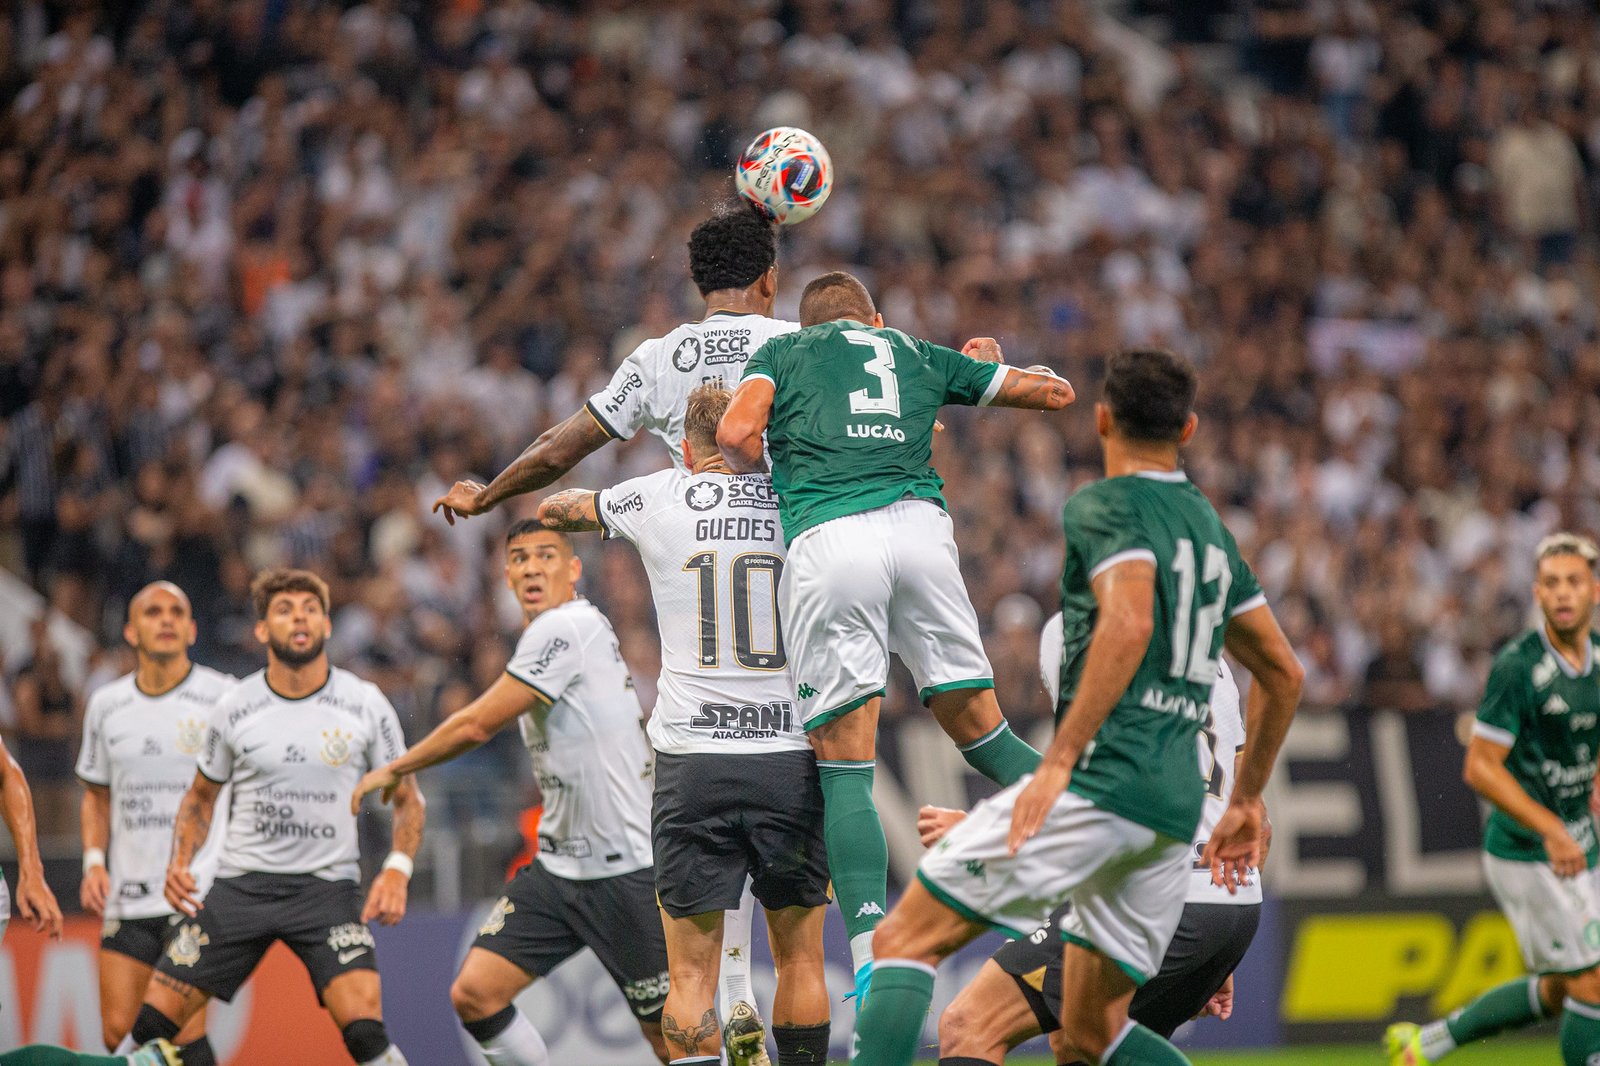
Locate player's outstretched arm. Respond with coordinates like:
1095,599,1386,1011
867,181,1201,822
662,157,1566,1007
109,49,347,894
80,783,111,915
1007,559,1156,854
717,378,774,473
351,675,540,811
1464,736,1586,876
166,771,223,917
536,489,602,533
1203,605,1303,889
0,739,62,939
362,775,424,926
986,365,1075,411
433,409,613,525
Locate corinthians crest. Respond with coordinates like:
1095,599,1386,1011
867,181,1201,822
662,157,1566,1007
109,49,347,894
176,718,205,756
479,896,514,936
320,728,353,767
166,922,209,967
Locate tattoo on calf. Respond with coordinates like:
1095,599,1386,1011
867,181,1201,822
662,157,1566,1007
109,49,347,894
662,1008,719,1055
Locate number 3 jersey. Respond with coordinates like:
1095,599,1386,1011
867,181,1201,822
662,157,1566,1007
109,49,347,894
198,667,407,884
504,598,655,880
596,469,807,757
1054,471,1265,845
1040,615,1259,905
75,665,236,919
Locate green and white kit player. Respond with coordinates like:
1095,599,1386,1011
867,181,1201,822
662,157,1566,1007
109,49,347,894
718,271,1074,1001
1389,534,1600,1066
847,348,1304,1066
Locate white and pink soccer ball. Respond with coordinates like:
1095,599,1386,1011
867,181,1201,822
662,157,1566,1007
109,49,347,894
735,126,833,225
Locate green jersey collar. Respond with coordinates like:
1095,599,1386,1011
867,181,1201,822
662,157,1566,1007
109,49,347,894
1538,626,1595,679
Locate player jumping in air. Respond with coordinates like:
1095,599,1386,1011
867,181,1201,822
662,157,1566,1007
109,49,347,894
77,583,233,1065
845,347,1303,1066
716,269,1073,1002
538,384,831,1066
431,204,795,1053
1388,534,1600,1066
130,569,423,1066
353,521,670,1066
922,615,1261,1065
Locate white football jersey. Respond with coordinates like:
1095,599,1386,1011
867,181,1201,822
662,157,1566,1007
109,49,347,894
505,597,655,880
585,312,800,463
1039,613,1259,905
198,667,407,883
76,666,236,919
597,469,806,756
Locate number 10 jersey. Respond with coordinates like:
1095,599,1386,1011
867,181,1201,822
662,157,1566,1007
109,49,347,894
597,468,808,757
1052,470,1265,844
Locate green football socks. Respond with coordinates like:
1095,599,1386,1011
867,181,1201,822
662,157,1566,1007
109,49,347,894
817,760,889,975
1103,1021,1192,1066
1428,976,1545,1055
1561,998,1600,1066
957,722,1041,785
849,960,935,1065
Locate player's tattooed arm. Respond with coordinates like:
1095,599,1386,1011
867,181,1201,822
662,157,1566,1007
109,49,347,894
662,1008,720,1058
988,365,1075,411
166,771,223,916
433,409,612,524
536,489,602,533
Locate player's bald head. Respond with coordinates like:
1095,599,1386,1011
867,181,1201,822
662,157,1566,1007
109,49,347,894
128,581,192,620
799,271,875,327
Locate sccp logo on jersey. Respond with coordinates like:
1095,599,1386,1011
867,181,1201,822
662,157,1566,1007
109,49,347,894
672,337,701,372
320,728,353,767
176,717,205,755
686,482,724,511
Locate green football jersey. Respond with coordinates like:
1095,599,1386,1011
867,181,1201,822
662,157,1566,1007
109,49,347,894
741,320,1005,543
1474,628,1600,866
1055,471,1266,843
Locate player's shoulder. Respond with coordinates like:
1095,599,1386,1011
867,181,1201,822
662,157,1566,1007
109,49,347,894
86,672,139,714
329,667,394,714
1491,629,1551,680
188,664,238,699
214,669,272,725
609,467,683,510
517,597,598,649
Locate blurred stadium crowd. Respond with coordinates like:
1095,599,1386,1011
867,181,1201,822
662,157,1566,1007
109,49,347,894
2,0,1599,854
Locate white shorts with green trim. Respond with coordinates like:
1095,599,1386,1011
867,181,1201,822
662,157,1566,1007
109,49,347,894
1485,852,1600,975
780,499,993,731
918,778,1190,985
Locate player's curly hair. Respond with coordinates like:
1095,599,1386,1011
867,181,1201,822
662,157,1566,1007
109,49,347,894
688,204,778,296
1103,348,1198,444
249,568,330,619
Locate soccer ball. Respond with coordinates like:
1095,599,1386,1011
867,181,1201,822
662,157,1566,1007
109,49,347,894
735,127,832,225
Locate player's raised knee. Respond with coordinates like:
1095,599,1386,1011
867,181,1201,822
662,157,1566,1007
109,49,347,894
449,974,503,1023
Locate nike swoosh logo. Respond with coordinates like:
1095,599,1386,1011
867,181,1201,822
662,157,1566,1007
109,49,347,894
633,1004,658,1017
338,948,368,964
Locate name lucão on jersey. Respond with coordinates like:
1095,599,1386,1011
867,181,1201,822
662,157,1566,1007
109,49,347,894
1139,686,1211,722
689,700,796,739
846,423,907,442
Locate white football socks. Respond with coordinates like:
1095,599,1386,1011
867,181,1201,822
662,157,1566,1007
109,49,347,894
475,1008,551,1066
718,877,757,1020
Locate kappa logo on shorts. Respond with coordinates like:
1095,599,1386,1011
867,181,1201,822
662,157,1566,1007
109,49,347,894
176,717,205,756
166,923,209,967
480,896,514,936
687,482,723,511
320,729,353,767
796,683,818,700
964,860,988,882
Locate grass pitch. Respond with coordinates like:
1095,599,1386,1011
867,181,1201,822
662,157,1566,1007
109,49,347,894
980,1039,1559,1066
